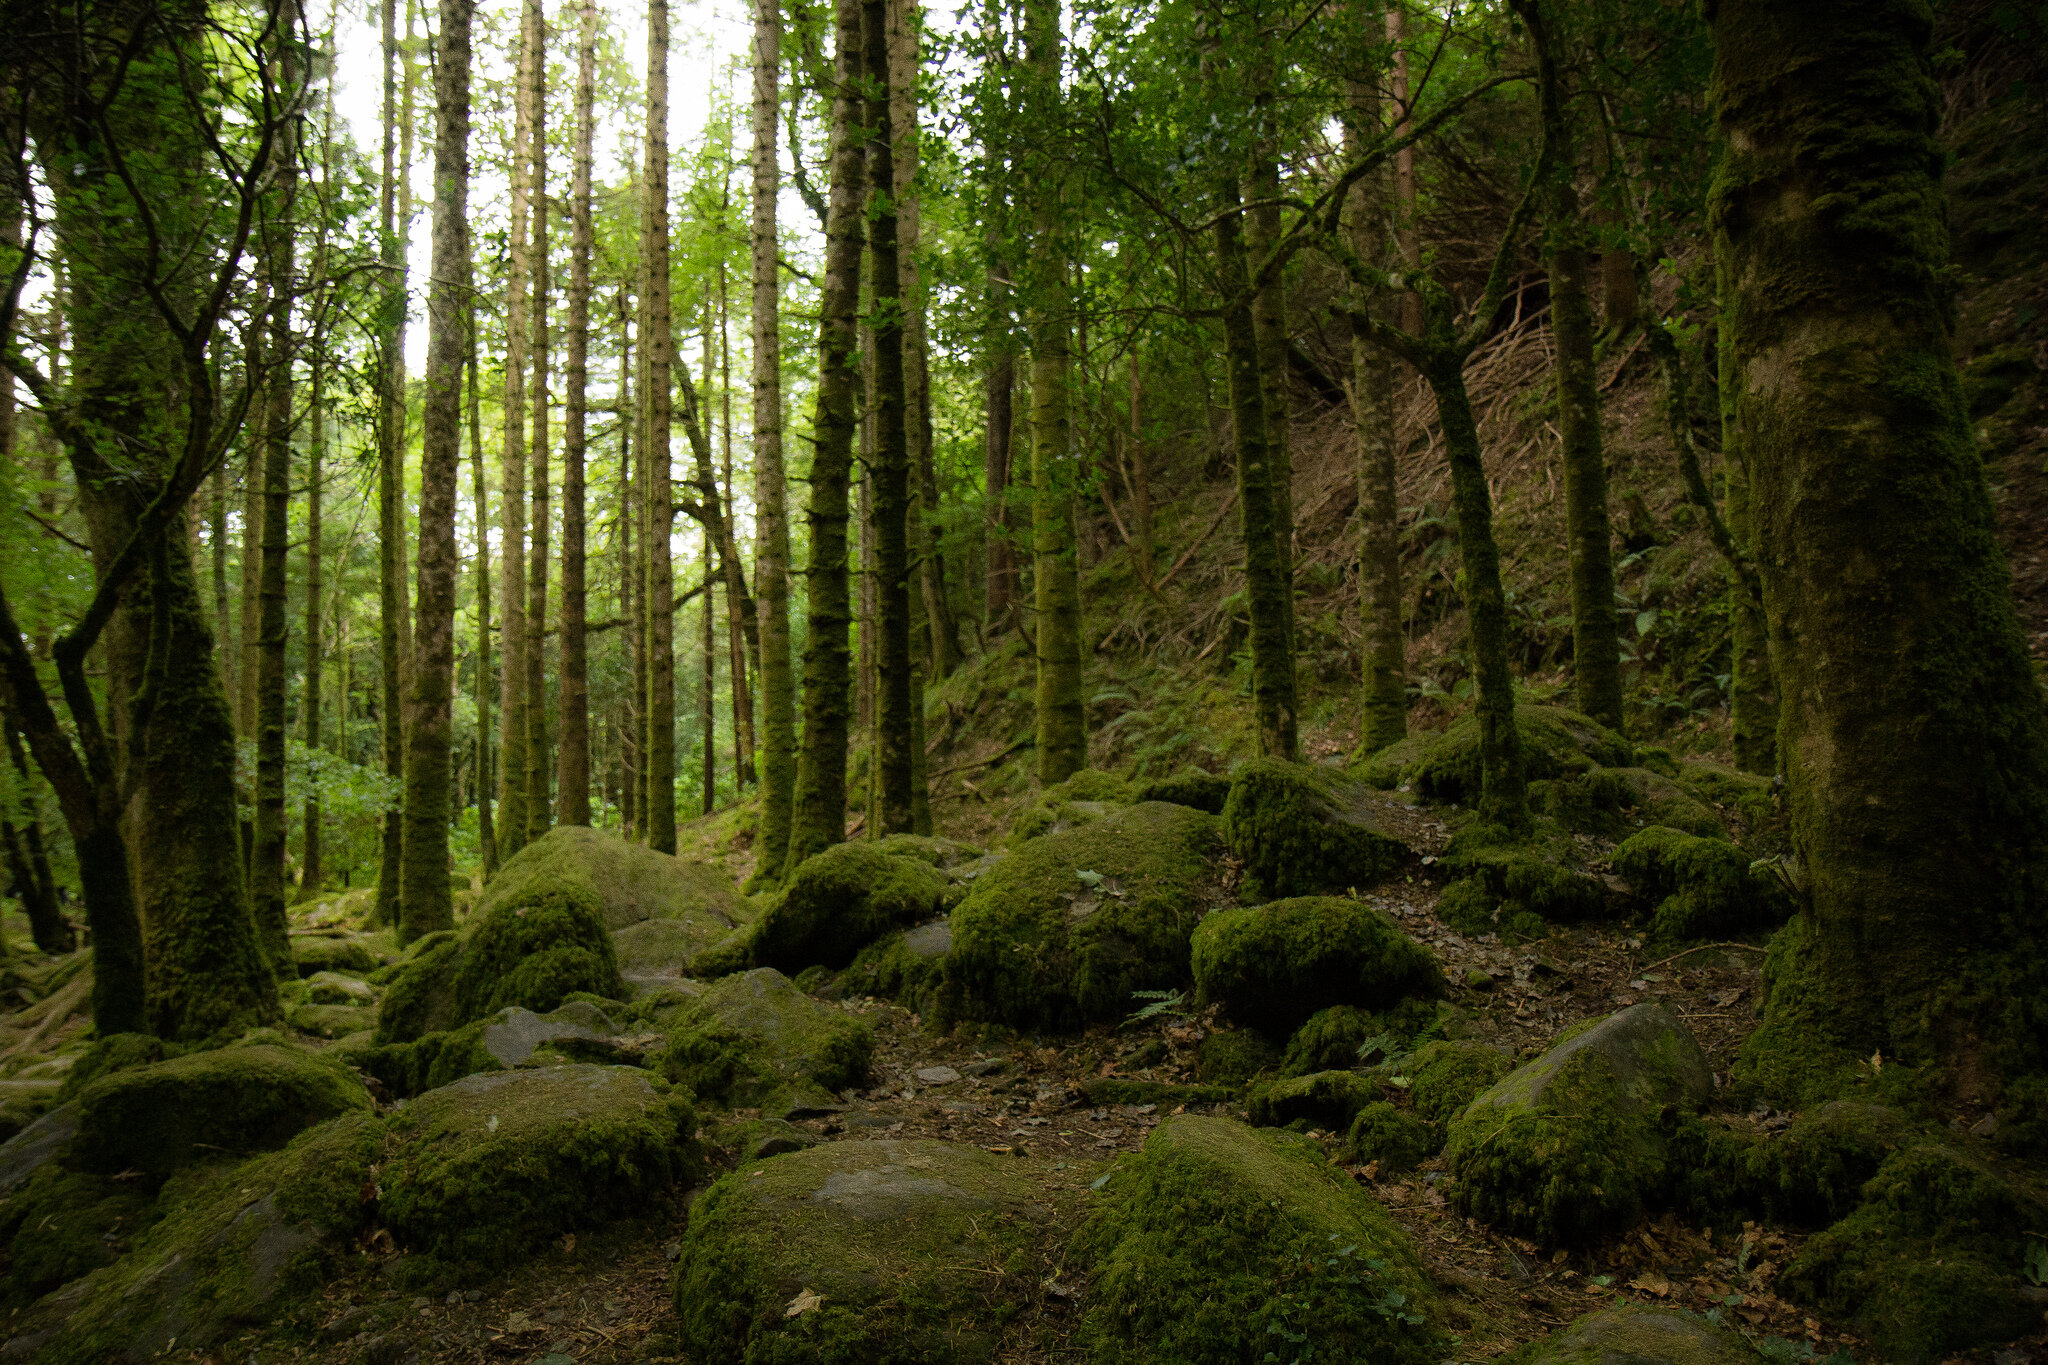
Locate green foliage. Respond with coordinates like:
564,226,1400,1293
1191,896,1442,1036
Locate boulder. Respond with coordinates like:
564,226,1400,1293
1196,1028,1278,1088
1191,896,1442,1036
1,1111,383,1364
1008,769,1135,846
1071,1115,1438,1365
286,1003,378,1039
944,802,1227,1032
378,1065,699,1270
1280,1005,1382,1076
840,919,951,1012
1509,1302,1762,1365
1221,758,1413,898
287,934,380,977
1344,1102,1437,1174
1611,827,1793,943
0,1105,78,1195
1445,1004,1713,1244
478,824,749,932
657,968,873,1107
55,1034,169,1103
1398,1040,1514,1125
1438,820,1617,937
749,842,961,974
1402,705,1633,807
1133,767,1231,815
674,1138,1055,1364
1733,1100,1913,1225
1245,1070,1381,1130
1537,768,1726,840
304,971,375,1005
69,1044,371,1178
0,1165,158,1310
354,1001,616,1099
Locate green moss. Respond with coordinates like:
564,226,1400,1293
380,1065,699,1272
0,1165,160,1309
1444,1004,1714,1244
69,1044,371,1178
1246,1070,1382,1130
1406,705,1631,807
1191,896,1442,1036
287,934,380,977
55,1032,174,1103
1132,767,1231,815
656,968,873,1105
1730,1101,1913,1225
1443,819,1613,926
1539,769,1725,840
839,922,951,1013
457,884,623,1017
1612,826,1793,944
673,1138,1052,1364
1009,769,1135,846
1345,1102,1437,1173
1082,1078,1233,1108
1781,1139,2044,1361
1401,1041,1515,1125
372,931,465,1043
479,824,750,931
1353,730,1437,790
1198,1028,1279,1087
1506,1302,1764,1365
1221,758,1412,899
750,842,959,974
1282,1006,1380,1076
943,802,1226,1033
1071,1115,1440,1364
288,1002,378,1039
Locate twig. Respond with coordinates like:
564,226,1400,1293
930,737,1031,779
1637,942,1768,975
3,973,91,1058
1154,490,1238,592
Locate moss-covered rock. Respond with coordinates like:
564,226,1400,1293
1612,827,1793,943
1354,730,1438,790
69,1044,371,1178
1008,769,1135,846
1133,767,1231,815
1733,1101,1913,1225
1197,1028,1278,1087
380,1065,699,1271
371,930,466,1043
943,802,1226,1033
1221,758,1413,898
54,1034,172,1104
7,1111,383,1364
0,1165,159,1310
1281,1006,1381,1076
1406,705,1632,807
1399,1040,1515,1125
1506,1302,1762,1365
1071,1115,1439,1365
1537,768,1725,840
1441,819,1616,931
840,920,951,1013
303,970,375,1005
750,843,961,975
1445,1004,1714,1244
357,1001,620,1098
1246,1070,1382,1130
1191,896,1442,1036
674,1138,1054,1364
1677,757,1779,832
287,1002,378,1039
1081,1078,1234,1108
1345,1102,1437,1173
481,824,750,931
287,934,381,977
657,968,873,1106
1780,1138,2045,1362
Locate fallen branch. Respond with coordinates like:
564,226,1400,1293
3,972,91,1058
930,736,1032,779
1636,941,1768,976
1154,490,1238,593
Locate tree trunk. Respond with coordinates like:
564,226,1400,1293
375,0,412,926
1,724,73,953
468,309,497,871
1714,0,2048,1104
617,285,640,839
1025,0,1085,785
701,544,717,815
497,0,538,858
749,0,796,884
1715,271,1777,776
1386,8,1424,336
1246,63,1295,663
717,263,755,792
557,0,596,828
302,324,326,891
984,311,1015,628
1126,353,1155,587
642,0,678,854
252,146,295,970
525,20,553,844
400,0,475,943
784,0,866,873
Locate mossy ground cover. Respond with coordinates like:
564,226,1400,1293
1611,826,1793,944
478,825,750,933
1220,758,1413,898
1007,769,1136,846
657,967,873,1105
749,842,960,974
1191,895,1442,1036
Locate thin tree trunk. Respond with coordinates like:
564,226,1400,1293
497,0,538,857
701,542,717,815
1246,61,1295,663
302,333,326,891
617,284,640,839
469,309,497,871
525,18,553,844
717,261,755,792
984,307,1015,628
1386,7,1423,335
557,0,596,827
375,0,413,926
401,0,475,942
252,132,296,970
238,422,262,745
642,0,678,854
212,458,232,702
749,0,796,884
1126,352,1155,586
784,0,866,872
1,723,74,953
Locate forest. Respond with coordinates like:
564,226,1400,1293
1,0,2046,1359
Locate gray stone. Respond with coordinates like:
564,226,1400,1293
1471,1002,1712,1120
915,1065,962,1085
0,1102,74,1194
900,919,952,958
1517,1302,1761,1365
479,1007,603,1068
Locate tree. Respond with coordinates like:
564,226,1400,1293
641,0,678,854
524,0,553,845
375,0,415,925
1714,0,2048,1109
497,0,539,857
468,304,498,869
400,0,476,943
557,0,596,827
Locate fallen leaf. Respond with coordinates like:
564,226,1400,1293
786,1288,824,1318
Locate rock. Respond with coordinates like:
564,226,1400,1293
54,1034,168,1103
613,918,715,990
657,968,873,1107
1132,767,1232,815
480,1005,607,1067
1537,768,1727,840
1511,1302,1762,1364
1079,1079,1233,1108
70,1044,372,1178
1611,826,1793,943
1402,704,1633,807
379,1065,699,1270
288,934,381,977
0,1105,78,1194
1439,819,1618,934
287,1003,378,1039
1071,1115,1437,1365
915,1066,961,1085
1397,1040,1514,1125
673,1138,1054,1364
748,842,962,975
839,921,951,1012
3,1111,384,1364
1245,1070,1381,1130
1445,1004,1713,1244
1191,896,1442,1036
1196,1028,1278,1087
1345,1102,1437,1173
1,1165,158,1310
1281,1002,1449,1077
305,971,376,1005
710,1116,820,1163
478,825,749,932
1221,758,1414,899
944,802,1228,1032
1734,1100,1913,1224
1008,769,1135,846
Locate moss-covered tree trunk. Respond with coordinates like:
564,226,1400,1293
1715,0,2048,1104
747,0,796,885
0,725,73,954
983,275,1016,630
467,313,497,872
785,0,866,872
1246,63,1296,665
375,0,415,925
556,0,595,828
523,0,552,846
641,0,678,854
252,188,295,971
400,0,474,944
496,0,537,859
1714,274,1778,776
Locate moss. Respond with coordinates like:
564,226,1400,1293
943,802,1226,1033
656,968,873,1105
1443,819,1614,926
1132,767,1231,815
380,1065,699,1272
673,1138,1052,1364
1009,769,1135,846
1405,705,1631,807
839,921,951,1013
1191,896,1442,1036
1221,758,1412,899
1401,1041,1515,1125
355,1015,503,1097
1199,1028,1279,1087
1444,1004,1714,1244
480,824,750,931
1345,1102,1437,1173
1281,1006,1380,1077
1612,826,1793,944
1354,730,1437,790
287,934,381,977
1246,1070,1382,1130
750,842,959,974
1071,1115,1440,1364
1731,1101,1913,1225
373,931,466,1044
1781,1138,2044,1361
288,1002,378,1039
69,1044,371,1178
1506,1302,1765,1365
1082,1078,1233,1108
0,1165,160,1309
55,1032,174,1103
456,883,623,1018
1540,769,1725,840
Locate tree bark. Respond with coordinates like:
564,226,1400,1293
641,0,677,854
525,12,552,844
1245,59,1295,664
557,0,595,827
252,118,296,970
617,284,640,839
1,723,73,953
701,542,717,814
468,308,497,871
1713,269,1777,776
784,0,866,873
716,262,755,792
375,0,412,926
497,0,537,858
1714,0,2048,1104
984,300,1015,629
400,0,474,943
